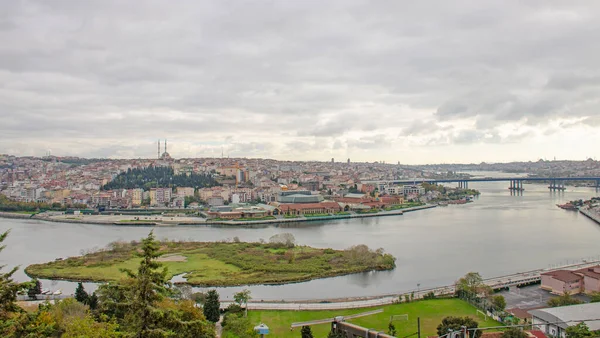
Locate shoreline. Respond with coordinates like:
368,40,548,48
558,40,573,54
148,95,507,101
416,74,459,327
0,204,437,227
579,207,600,225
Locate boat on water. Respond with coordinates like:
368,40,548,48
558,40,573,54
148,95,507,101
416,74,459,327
41,288,51,295
557,203,577,211
52,289,62,295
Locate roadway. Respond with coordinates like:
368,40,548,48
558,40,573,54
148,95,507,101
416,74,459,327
220,260,600,310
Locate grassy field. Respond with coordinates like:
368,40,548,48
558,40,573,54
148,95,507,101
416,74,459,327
243,299,499,338
25,241,396,286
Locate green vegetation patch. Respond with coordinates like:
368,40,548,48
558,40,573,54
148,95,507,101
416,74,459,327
246,299,500,338
357,209,380,214
233,216,276,221
25,242,396,287
304,213,331,217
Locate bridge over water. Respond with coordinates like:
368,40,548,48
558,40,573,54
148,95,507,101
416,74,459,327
362,177,600,191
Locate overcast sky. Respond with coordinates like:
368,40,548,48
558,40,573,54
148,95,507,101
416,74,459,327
1,1,600,164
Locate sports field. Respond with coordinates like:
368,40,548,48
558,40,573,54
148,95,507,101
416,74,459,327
243,298,499,338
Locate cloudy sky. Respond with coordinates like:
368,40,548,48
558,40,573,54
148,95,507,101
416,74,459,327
2,1,600,164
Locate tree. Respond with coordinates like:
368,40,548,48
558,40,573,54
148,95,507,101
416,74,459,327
96,231,215,337
566,322,592,338
222,315,257,338
234,289,251,317
491,295,506,311
28,278,42,300
269,233,296,248
0,230,30,317
203,289,220,323
120,230,170,337
301,325,314,338
437,316,481,338
74,282,89,304
456,272,491,299
388,322,397,336
87,292,98,310
547,292,584,307
502,327,528,338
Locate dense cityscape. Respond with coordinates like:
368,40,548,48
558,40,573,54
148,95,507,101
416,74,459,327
3,1,600,337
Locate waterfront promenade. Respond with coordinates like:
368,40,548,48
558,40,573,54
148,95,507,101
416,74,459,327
0,205,436,226
219,260,600,310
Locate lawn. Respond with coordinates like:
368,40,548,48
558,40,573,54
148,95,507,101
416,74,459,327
25,241,396,287
245,299,499,338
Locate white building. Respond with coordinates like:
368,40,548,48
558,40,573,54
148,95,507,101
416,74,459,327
529,303,600,338
403,185,425,196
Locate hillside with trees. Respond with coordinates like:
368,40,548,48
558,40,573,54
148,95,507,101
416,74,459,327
103,166,220,190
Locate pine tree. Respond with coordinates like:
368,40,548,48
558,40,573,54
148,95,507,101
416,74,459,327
75,282,89,304
121,230,169,337
87,292,99,310
0,230,29,315
27,278,41,300
301,325,314,338
203,289,220,323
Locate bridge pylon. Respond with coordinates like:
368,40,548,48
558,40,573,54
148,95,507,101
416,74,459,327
508,179,524,192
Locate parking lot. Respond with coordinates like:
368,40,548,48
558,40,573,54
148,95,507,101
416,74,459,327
498,285,590,310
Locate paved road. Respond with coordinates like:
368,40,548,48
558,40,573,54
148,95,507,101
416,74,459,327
220,260,600,311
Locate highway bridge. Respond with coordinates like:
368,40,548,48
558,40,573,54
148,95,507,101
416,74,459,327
362,177,600,191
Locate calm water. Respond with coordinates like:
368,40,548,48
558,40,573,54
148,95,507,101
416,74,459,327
1,172,599,301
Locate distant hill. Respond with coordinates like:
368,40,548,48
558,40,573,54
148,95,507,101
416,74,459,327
102,166,220,190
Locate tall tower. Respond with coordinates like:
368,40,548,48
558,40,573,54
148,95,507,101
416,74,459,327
165,139,167,154
157,139,160,159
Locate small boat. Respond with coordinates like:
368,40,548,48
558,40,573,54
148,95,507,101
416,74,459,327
52,289,62,295
41,288,51,295
557,203,577,211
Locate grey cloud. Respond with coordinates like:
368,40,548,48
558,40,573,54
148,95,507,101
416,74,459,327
1,1,600,158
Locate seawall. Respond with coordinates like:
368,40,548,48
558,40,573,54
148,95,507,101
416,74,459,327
579,207,600,225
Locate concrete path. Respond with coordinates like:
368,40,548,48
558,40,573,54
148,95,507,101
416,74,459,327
215,315,223,338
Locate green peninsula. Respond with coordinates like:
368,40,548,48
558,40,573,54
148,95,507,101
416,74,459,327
25,241,396,286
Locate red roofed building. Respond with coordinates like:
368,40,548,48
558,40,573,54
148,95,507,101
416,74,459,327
540,265,600,295
279,202,341,215
540,270,582,295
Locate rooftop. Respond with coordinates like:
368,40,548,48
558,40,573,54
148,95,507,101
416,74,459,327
541,270,581,283
529,302,600,330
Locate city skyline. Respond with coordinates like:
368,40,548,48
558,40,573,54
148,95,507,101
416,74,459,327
2,1,600,164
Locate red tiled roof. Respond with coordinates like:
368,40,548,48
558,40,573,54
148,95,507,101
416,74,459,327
481,332,502,338
541,270,582,283
575,266,600,280
527,330,548,338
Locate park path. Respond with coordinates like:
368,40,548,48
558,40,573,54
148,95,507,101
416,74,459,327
215,315,223,338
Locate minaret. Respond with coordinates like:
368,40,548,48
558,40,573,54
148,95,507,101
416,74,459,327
157,139,160,159
165,139,167,154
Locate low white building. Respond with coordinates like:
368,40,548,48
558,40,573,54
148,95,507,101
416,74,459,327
403,185,425,196
529,303,600,338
